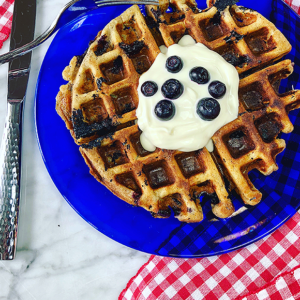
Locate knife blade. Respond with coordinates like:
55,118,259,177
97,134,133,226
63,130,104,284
0,0,36,260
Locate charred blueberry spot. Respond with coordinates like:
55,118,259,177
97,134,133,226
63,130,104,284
208,81,226,99
94,34,109,56
119,40,145,57
96,77,107,90
214,0,239,12
155,100,175,121
166,56,183,73
197,98,220,121
190,67,210,84
172,206,181,216
150,7,166,24
133,191,142,204
161,79,183,99
210,193,220,205
76,52,87,66
72,109,116,140
172,197,182,207
111,56,123,74
210,11,221,25
222,52,250,68
224,31,244,44
157,209,171,218
141,81,158,97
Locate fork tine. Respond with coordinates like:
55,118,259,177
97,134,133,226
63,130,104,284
0,0,160,65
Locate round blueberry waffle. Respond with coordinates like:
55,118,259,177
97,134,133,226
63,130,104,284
56,1,300,223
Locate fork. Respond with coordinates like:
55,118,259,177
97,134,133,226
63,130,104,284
0,0,159,65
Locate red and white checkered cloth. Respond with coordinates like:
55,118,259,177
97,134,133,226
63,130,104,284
119,1,300,299
0,0,13,49
120,213,300,300
284,0,300,14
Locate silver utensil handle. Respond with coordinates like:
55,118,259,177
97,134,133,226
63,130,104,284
0,101,23,260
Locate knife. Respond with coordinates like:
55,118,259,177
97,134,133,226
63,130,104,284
0,0,36,260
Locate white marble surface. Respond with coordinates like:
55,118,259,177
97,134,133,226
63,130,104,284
0,1,150,299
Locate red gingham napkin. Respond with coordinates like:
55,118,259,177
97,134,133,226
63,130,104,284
120,213,300,300
120,2,300,297
285,0,300,14
0,0,13,49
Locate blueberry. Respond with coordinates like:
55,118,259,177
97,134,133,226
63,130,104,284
155,100,175,121
197,98,220,121
208,81,226,99
166,56,183,73
189,67,210,84
141,81,158,97
161,79,183,100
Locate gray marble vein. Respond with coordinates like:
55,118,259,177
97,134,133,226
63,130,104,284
0,1,150,299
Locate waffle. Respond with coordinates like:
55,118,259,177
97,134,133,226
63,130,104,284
213,59,300,204
56,1,300,222
57,5,160,145
146,0,291,74
80,125,234,222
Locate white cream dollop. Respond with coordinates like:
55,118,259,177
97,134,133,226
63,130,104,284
136,35,239,152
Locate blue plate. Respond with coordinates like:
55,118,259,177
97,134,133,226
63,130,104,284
35,0,300,257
